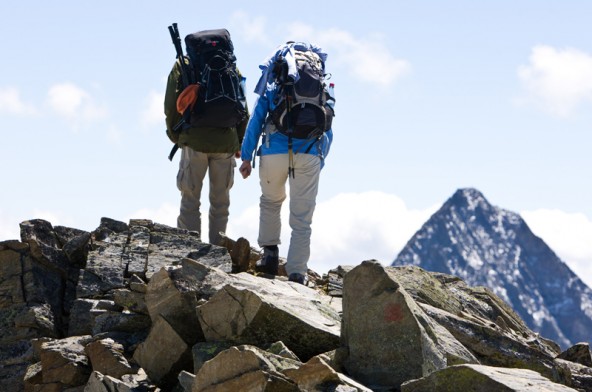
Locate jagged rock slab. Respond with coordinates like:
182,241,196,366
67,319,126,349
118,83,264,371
85,338,135,379
192,345,299,392
558,342,592,367
77,236,127,299
384,264,564,380
146,225,231,278
132,315,191,388
340,260,478,390
400,363,579,391
554,358,592,391
144,258,232,346
196,272,341,361
39,335,93,387
283,355,372,392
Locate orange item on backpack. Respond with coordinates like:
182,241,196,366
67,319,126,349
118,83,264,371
176,84,200,114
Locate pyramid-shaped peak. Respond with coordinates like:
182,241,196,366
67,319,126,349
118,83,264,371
449,188,491,211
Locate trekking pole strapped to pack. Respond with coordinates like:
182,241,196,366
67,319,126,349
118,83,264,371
166,23,193,161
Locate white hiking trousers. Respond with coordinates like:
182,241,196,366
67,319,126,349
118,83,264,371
177,147,235,245
258,153,321,276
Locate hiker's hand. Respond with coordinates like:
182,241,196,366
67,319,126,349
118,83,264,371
234,151,241,159
239,160,252,179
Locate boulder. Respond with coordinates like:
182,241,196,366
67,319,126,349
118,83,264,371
132,315,191,388
419,302,566,380
218,233,260,273
85,338,135,379
192,341,234,375
554,358,592,391
340,260,478,390
400,364,578,392
197,272,341,361
192,345,299,392
144,258,231,345
558,342,592,367
39,336,93,386
283,355,372,392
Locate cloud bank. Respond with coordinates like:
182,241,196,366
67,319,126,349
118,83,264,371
4,193,591,289
522,208,592,288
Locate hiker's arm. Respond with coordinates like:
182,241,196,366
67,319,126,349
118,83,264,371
164,61,183,142
239,160,252,179
240,94,269,161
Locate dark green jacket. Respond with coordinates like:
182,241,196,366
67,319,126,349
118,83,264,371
164,60,249,153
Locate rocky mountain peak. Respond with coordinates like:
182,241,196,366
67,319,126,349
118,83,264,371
393,188,592,350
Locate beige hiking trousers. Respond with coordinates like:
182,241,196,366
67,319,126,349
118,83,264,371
176,147,235,245
258,153,321,276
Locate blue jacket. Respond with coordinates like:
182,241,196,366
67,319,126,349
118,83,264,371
241,83,333,168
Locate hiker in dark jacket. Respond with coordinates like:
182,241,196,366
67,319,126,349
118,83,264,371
165,57,249,245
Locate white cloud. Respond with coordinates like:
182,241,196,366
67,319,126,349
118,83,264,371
228,191,436,274
0,87,36,115
517,45,592,117
141,90,165,128
522,208,592,288
106,125,124,147
0,211,20,241
229,10,270,45
285,23,411,87
46,83,107,129
228,11,410,87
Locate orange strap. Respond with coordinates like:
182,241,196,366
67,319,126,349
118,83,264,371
176,84,200,114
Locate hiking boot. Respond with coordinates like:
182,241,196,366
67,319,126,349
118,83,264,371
288,273,306,285
256,245,279,275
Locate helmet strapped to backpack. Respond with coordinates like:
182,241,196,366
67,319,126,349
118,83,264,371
183,29,247,128
270,49,334,139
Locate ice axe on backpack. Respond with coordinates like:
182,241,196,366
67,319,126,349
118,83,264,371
166,23,194,161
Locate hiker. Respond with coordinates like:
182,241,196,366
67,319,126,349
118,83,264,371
165,27,249,245
239,41,335,284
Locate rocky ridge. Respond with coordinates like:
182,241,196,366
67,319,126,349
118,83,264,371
0,217,591,391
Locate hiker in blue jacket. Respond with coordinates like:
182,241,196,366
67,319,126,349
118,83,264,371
240,41,334,285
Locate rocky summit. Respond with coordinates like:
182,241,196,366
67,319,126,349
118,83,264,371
392,188,592,350
1,217,591,391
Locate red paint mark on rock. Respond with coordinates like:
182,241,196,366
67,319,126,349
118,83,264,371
384,303,404,322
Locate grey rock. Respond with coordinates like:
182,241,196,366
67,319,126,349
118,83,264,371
340,260,477,390
558,342,592,367
40,335,93,386
400,363,578,392
197,272,341,361
192,345,299,392
85,338,135,379
133,315,191,388
144,258,231,346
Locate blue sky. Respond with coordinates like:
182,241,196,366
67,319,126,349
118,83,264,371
1,1,592,286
